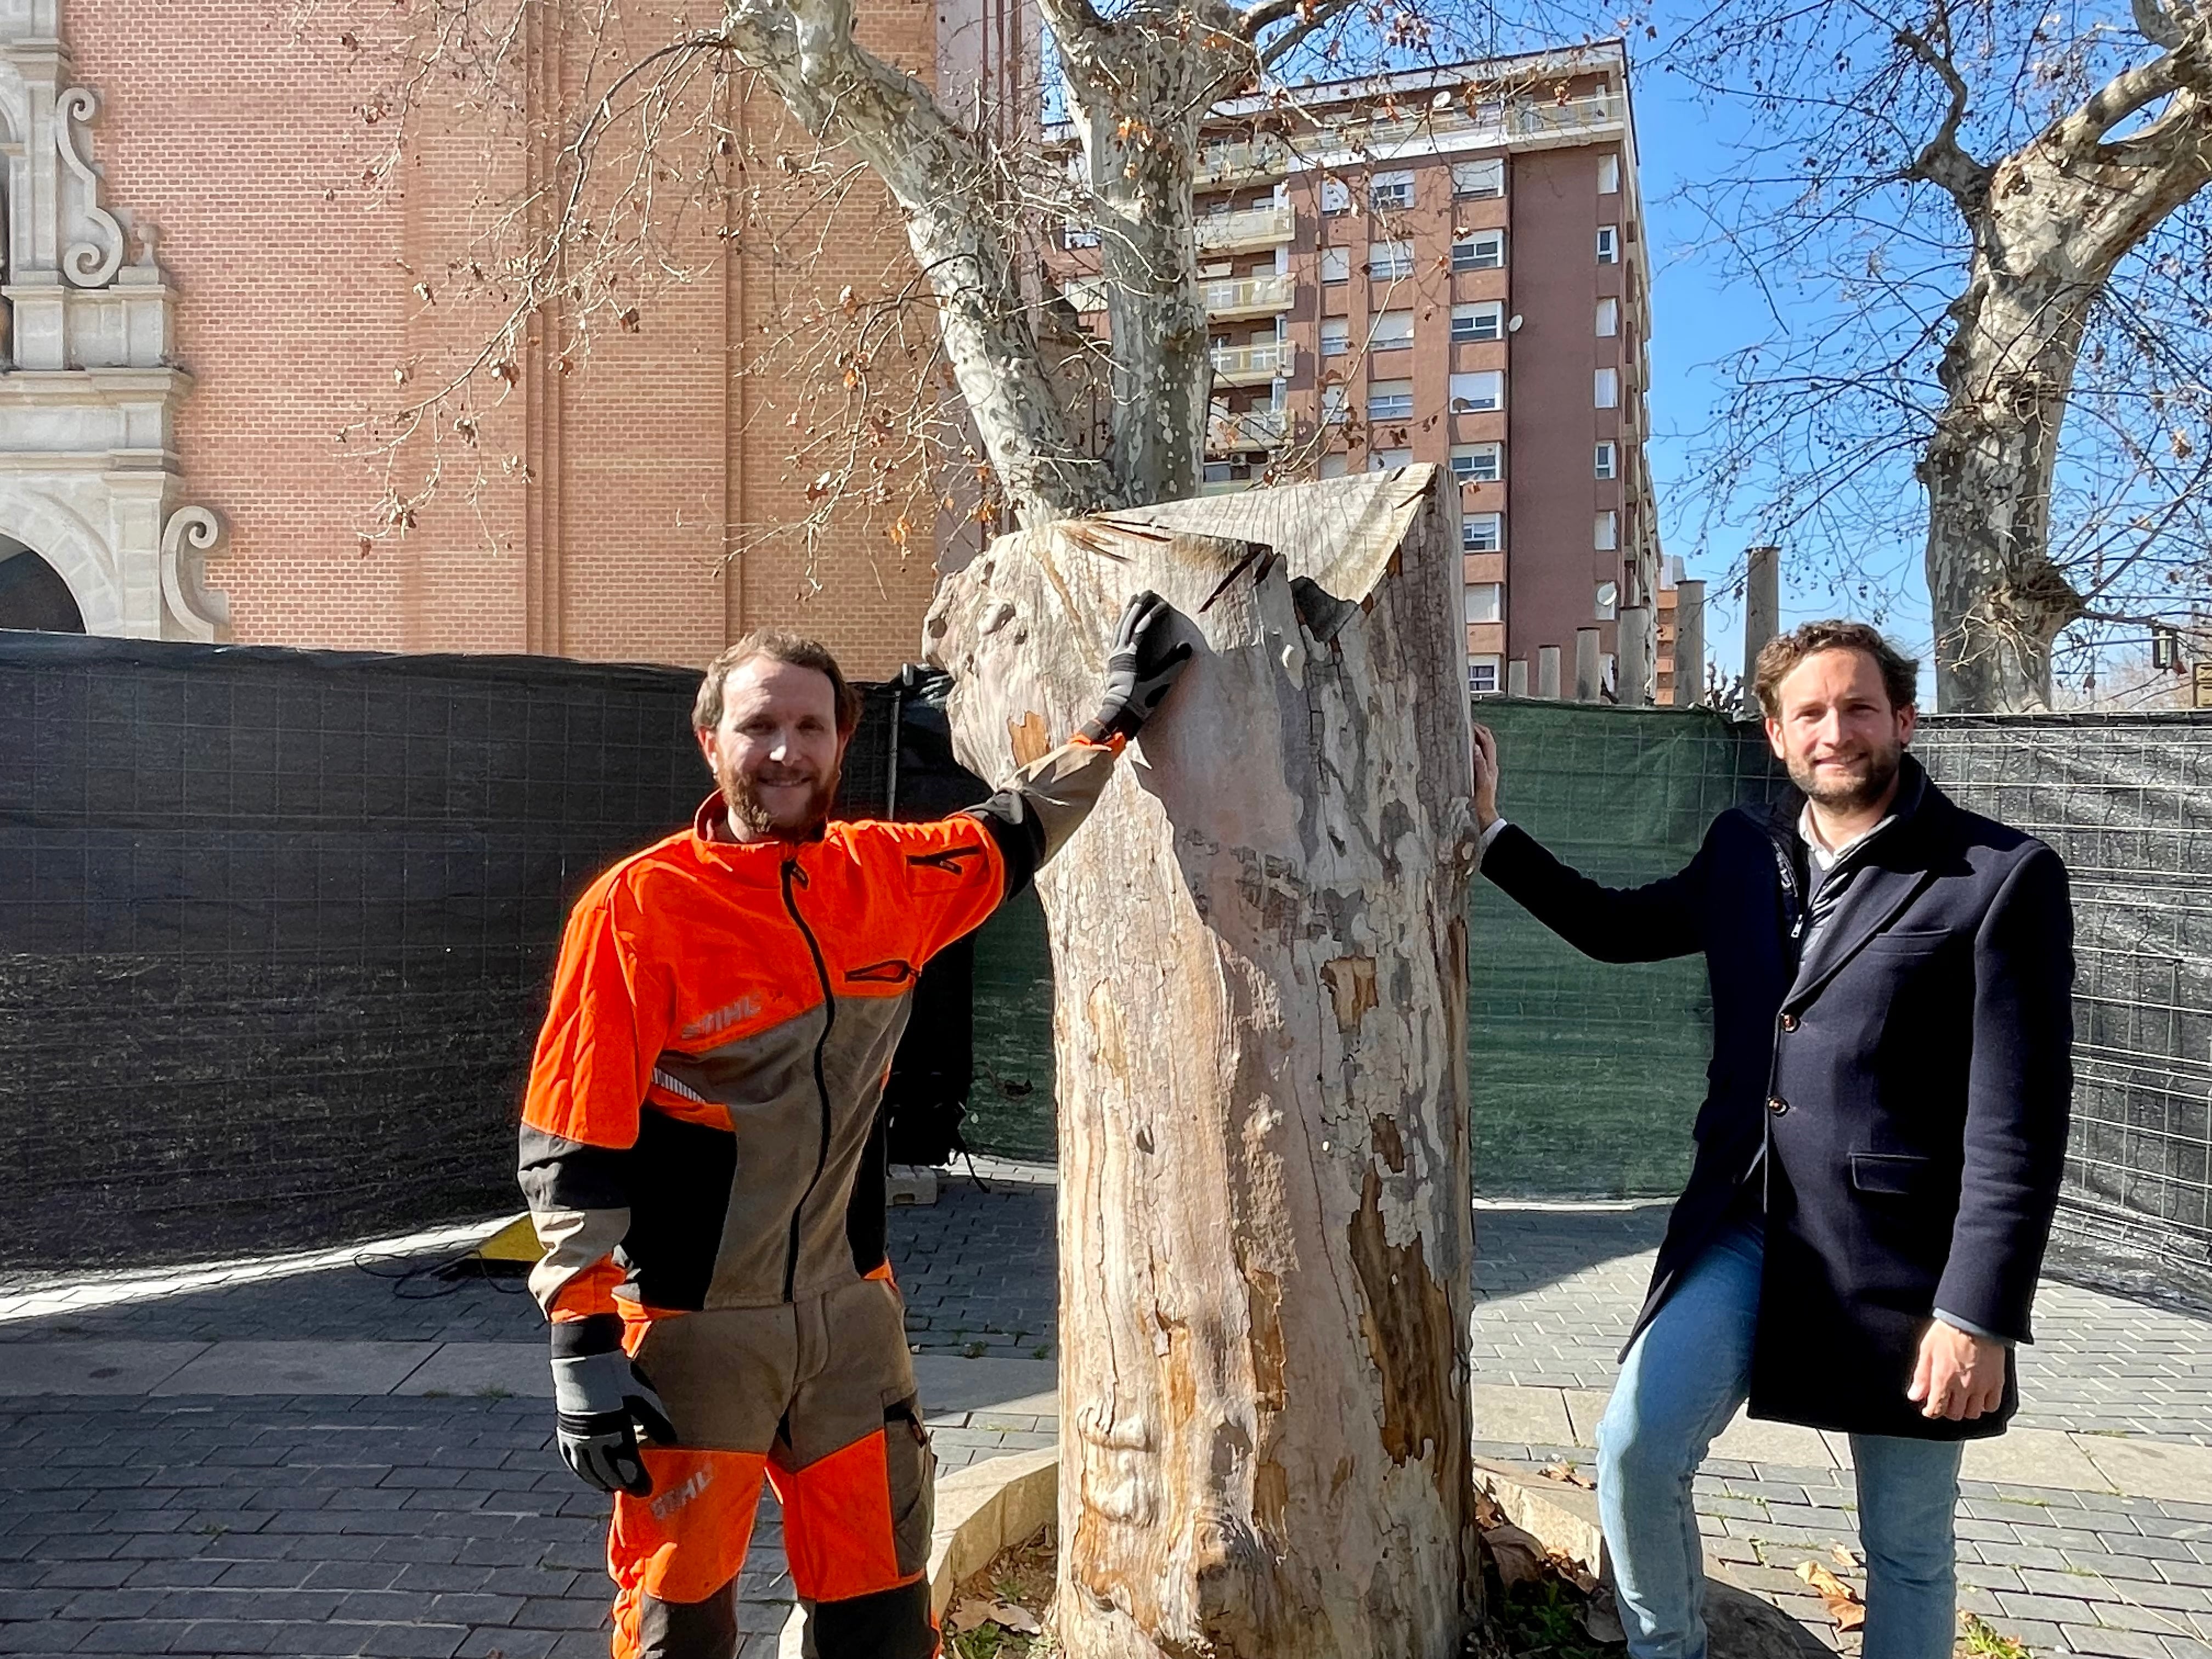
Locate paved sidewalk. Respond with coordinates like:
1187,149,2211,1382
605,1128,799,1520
2,1182,2206,1658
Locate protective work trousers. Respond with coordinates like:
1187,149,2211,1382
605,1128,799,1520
607,1276,938,1659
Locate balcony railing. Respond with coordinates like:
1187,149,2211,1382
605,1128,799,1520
1207,408,1288,451
1210,340,1296,380
1195,137,1295,184
1200,272,1295,314
1190,93,1626,184
1196,205,1295,250
1197,479,1251,496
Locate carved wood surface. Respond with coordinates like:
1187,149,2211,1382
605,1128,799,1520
924,468,1482,1659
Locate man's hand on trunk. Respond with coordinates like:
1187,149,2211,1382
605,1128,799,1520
1472,723,1501,831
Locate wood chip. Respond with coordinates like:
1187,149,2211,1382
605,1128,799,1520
1538,1462,1595,1489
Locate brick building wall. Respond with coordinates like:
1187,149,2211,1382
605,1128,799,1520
65,2,944,677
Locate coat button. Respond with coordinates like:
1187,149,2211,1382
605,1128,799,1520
1779,1012,1799,1032
1767,1095,1790,1116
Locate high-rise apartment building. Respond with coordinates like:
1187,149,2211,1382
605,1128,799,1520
1059,42,1661,698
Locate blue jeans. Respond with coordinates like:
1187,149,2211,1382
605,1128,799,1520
1595,1224,1963,1659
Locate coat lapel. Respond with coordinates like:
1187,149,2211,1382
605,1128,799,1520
1785,760,1946,1008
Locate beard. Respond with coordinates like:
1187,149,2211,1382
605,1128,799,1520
715,755,840,840
1786,737,1902,814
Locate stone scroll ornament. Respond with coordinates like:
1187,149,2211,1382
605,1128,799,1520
160,506,229,642
56,87,125,289
924,467,1486,1659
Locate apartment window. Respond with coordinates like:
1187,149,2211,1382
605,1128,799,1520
1451,301,1504,343
1595,580,1618,619
1368,239,1415,281
1450,370,1504,413
1202,461,1234,483
1468,656,1503,696
1595,367,1620,408
1463,512,1503,552
1452,157,1505,199
1598,154,1621,195
1321,247,1351,285
1597,225,1619,264
1594,441,1617,479
1595,512,1618,552
1321,318,1351,358
1596,297,1620,337
1369,310,1414,349
1367,379,1414,421
1320,383,1350,424
1319,452,1350,478
1370,447,1415,471
1370,171,1415,212
1321,177,1351,217
1451,442,1502,483
1451,230,1505,271
1464,584,1503,624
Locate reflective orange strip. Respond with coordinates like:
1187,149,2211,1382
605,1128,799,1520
769,1429,914,1603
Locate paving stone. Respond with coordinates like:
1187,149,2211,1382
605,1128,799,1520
2062,1623,2173,1658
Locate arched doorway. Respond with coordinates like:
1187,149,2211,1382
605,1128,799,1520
0,538,86,633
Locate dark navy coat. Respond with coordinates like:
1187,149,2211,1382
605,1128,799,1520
1481,754,2073,1439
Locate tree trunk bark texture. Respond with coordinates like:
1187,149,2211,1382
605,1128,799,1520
1920,265,2090,713
925,468,1483,1659
1920,101,2212,712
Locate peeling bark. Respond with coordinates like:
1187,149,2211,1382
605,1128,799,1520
1916,13,2212,710
926,469,1481,1659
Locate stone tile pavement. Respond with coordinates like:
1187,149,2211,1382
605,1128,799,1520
2,1178,2205,1658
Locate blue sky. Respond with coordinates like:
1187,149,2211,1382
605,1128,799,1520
1628,54,1940,694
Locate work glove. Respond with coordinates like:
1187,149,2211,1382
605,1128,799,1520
550,1316,676,1497
1080,590,1194,743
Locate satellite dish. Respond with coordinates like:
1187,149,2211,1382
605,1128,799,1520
1506,314,1524,332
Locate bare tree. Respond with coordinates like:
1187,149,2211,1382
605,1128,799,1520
1668,0,2212,710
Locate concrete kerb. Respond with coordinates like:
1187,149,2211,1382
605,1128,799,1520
1478,1459,1833,1659
778,1446,1060,1657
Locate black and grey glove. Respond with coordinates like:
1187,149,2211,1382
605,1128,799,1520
1080,590,1193,743
550,1316,676,1497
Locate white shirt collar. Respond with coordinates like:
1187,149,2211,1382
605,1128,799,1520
1797,801,1892,872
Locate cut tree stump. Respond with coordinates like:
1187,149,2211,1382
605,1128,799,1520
924,467,1482,1659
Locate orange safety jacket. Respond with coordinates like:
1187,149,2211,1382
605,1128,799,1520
518,736,1118,1326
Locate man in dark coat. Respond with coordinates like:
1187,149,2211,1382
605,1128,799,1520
1472,621,2072,1659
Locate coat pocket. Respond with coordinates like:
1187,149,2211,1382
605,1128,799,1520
1850,1152,1932,1195
1863,928,1952,952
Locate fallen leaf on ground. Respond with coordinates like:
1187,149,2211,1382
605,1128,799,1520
949,1598,1042,1636
1832,1544,1862,1571
1547,1548,1599,1594
1538,1463,1595,1489
1797,1560,1866,1630
1482,1521,1550,1588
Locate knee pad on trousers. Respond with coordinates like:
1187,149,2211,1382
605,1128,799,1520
800,1576,938,1659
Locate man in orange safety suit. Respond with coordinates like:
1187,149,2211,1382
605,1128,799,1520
518,594,1190,1659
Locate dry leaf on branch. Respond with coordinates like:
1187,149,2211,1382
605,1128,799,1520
1796,1560,1866,1630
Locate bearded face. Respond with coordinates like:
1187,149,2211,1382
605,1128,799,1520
1765,647,1916,816
696,658,850,843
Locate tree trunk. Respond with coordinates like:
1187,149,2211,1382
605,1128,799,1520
1918,74,2212,712
924,467,1483,1659
1918,266,2087,713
